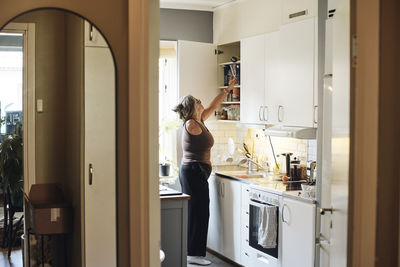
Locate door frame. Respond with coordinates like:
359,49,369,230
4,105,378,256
1,22,36,194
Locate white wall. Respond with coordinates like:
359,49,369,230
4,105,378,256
213,0,281,45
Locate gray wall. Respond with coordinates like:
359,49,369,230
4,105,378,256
160,8,213,43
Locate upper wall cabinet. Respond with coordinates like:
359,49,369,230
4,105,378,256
240,35,265,124
279,18,316,127
282,0,317,24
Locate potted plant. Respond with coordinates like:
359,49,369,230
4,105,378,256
159,118,180,177
0,122,24,256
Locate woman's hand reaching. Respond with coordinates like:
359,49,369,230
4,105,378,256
226,77,238,93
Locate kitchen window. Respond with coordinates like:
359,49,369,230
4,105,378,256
159,41,179,175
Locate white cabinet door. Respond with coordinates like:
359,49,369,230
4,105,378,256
264,31,280,125
208,175,224,253
282,198,316,267
279,18,315,127
240,35,266,124
221,178,242,263
84,44,116,266
178,40,217,118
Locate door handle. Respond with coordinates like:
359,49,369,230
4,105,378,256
316,235,331,246
320,207,334,215
258,106,263,121
89,163,94,185
278,105,284,122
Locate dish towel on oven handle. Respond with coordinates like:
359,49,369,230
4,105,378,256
257,205,277,248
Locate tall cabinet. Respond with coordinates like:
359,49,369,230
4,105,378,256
84,21,117,267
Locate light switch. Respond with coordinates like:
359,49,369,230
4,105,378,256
37,99,43,113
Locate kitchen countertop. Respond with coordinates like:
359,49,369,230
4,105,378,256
214,165,316,204
159,185,190,201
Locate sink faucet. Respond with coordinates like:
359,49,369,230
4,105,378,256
239,158,267,173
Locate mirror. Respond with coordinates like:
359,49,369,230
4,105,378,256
0,9,116,267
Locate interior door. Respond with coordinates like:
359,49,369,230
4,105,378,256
84,28,116,266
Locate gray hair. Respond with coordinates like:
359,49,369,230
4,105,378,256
172,95,197,121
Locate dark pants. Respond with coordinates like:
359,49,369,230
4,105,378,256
179,162,212,256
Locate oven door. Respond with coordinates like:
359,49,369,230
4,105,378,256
249,200,279,259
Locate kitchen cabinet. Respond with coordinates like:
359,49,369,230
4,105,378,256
278,18,316,127
282,197,316,267
178,40,241,122
161,192,190,267
240,31,280,125
208,175,242,263
240,184,253,267
240,34,265,124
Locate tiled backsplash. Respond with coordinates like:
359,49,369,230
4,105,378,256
206,121,317,169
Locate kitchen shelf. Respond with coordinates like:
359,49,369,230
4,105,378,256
221,102,240,105
219,85,240,89
219,61,240,66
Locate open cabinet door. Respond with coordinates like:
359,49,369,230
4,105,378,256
176,41,217,165
177,40,217,116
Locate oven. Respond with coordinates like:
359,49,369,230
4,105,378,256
248,187,282,267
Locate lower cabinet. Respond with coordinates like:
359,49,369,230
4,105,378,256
282,197,316,267
208,175,242,264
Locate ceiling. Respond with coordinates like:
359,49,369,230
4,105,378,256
160,0,237,11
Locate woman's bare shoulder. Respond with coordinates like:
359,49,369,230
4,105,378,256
186,119,202,135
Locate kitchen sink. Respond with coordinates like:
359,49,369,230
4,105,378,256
216,170,269,179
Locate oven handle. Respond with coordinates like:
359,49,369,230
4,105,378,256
282,204,289,224
250,198,279,206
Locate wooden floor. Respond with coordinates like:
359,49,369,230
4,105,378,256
0,249,23,267
188,252,237,267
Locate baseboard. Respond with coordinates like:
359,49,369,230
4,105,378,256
206,247,243,267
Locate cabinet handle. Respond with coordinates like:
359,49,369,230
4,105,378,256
314,105,318,124
278,105,284,122
289,9,308,19
246,225,249,229
282,204,289,224
89,163,94,185
222,183,225,198
258,106,263,121
245,252,249,256
246,211,249,215
263,106,269,121
89,23,94,41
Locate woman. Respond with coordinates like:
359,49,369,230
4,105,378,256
173,78,237,265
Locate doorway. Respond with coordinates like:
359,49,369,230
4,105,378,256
0,22,35,264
